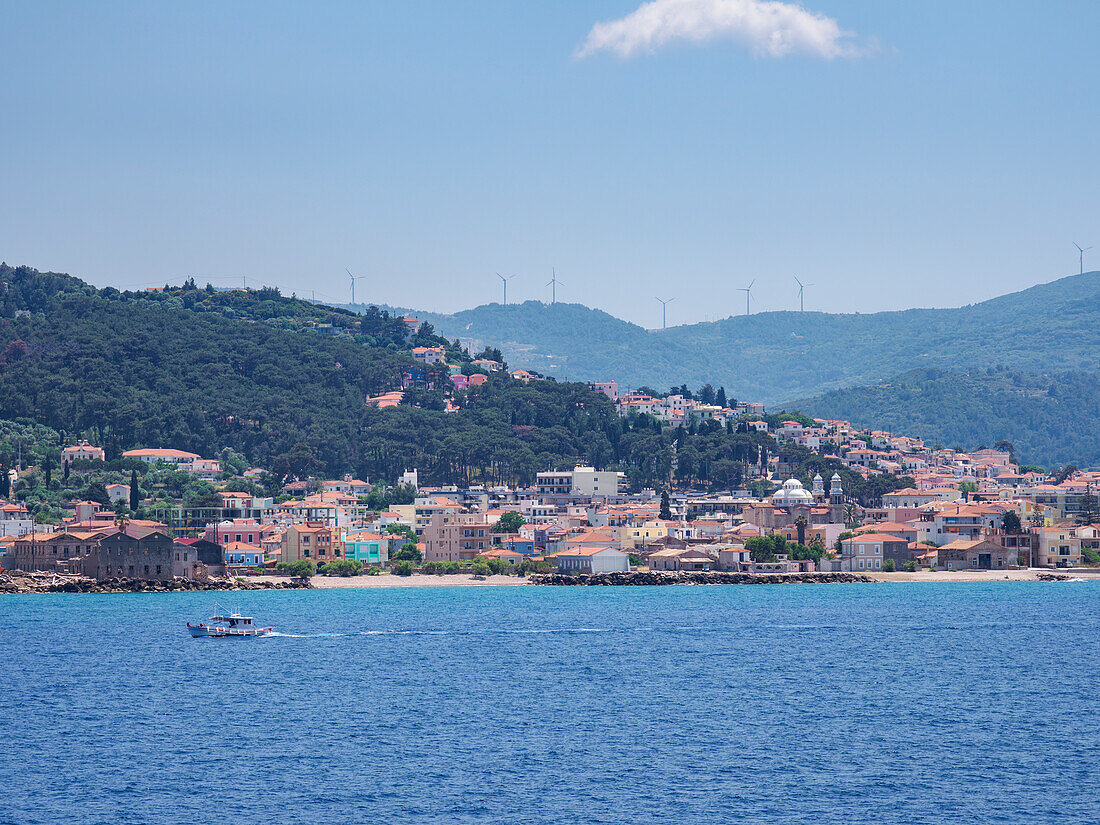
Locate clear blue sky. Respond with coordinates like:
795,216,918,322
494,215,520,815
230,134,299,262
2,1,1098,327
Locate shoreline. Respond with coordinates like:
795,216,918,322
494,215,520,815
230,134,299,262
254,574,531,588
2,568,1095,594
256,568,1098,588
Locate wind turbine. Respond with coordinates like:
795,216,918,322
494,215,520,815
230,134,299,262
496,272,517,305
546,268,563,304
346,268,366,305
1074,242,1092,276
794,276,814,312
655,296,674,329
737,280,755,316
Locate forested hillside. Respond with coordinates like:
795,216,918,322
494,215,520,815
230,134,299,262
1,265,911,499
795,367,1100,469
0,265,412,474
385,271,1100,403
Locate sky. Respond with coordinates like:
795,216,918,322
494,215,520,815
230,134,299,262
1,1,1098,328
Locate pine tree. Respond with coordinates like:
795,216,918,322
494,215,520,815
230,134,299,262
659,491,672,520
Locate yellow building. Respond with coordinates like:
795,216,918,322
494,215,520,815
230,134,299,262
621,520,670,549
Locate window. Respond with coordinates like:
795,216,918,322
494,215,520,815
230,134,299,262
156,566,161,575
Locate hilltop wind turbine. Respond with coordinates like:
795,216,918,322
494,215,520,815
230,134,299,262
794,276,814,312
496,272,517,305
1074,242,1093,275
346,268,366,305
737,280,755,316
655,296,674,329
546,268,563,304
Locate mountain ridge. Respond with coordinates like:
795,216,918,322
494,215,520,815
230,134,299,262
357,271,1100,402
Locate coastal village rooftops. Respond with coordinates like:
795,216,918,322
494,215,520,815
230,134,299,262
841,533,910,544
122,448,201,460
863,520,918,533
477,546,526,560
549,545,619,558
366,391,404,408
224,540,264,554
345,531,385,541
564,529,616,545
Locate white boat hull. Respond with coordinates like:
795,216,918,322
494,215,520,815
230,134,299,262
188,623,273,638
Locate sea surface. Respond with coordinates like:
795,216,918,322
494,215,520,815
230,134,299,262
1,581,1098,825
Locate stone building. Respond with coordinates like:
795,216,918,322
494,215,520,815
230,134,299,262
9,531,105,572
86,529,186,581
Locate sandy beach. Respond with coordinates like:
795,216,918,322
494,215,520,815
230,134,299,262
249,574,532,588
864,568,1100,583
245,568,1100,589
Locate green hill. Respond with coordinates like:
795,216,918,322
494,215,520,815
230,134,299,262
381,272,1100,403
794,367,1100,470
0,264,917,504
0,265,768,494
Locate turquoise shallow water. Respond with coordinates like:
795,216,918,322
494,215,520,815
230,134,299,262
1,581,1098,824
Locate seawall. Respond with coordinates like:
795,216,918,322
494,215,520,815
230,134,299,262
529,571,874,586
0,573,312,595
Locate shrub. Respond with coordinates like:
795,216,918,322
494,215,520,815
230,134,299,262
902,560,918,572
276,560,316,579
320,558,363,577
391,560,414,577
471,560,490,576
393,542,422,563
881,559,896,572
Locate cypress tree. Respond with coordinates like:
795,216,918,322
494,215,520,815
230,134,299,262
129,470,140,510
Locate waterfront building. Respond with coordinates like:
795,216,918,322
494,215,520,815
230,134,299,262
343,531,389,566
552,545,630,574
422,513,494,562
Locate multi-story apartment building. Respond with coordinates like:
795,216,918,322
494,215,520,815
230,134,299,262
422,513,494,562
1033,527,1082,568
281,522,342,564
536,466,622,498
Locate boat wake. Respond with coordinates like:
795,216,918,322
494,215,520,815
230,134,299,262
262,626,654,639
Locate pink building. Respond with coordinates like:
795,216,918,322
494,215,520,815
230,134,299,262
592,382,619,402
62,441,105,467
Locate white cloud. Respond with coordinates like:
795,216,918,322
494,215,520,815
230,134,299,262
576,0,862,60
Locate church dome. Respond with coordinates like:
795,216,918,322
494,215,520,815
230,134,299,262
771,478,814,507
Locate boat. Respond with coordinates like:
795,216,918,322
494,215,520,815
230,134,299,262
187,603,273,638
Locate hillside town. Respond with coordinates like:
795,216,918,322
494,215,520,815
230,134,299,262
3,379,1098,584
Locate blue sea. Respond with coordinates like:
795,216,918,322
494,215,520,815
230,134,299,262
1,581,1098,825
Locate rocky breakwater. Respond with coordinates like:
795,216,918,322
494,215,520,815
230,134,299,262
530,571,873,586
0,571,312,595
